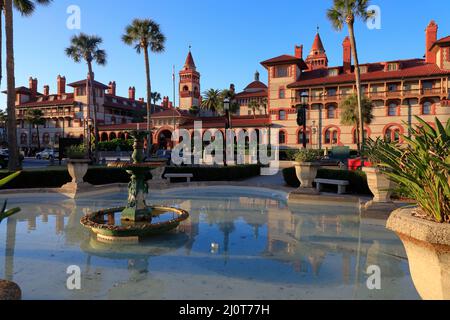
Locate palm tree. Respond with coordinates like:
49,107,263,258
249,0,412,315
261,98,268,115
122,19,166,156
25,109,45,150
151,91,162,110
248,100,260,118
0,0,52,87
65,33,107,162
201,89,221,114
327,0,373,155
340,94,374,150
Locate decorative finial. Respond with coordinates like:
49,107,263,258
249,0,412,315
317,25,320,34
189,44,192,52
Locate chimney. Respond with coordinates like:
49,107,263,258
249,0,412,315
57,75,66,95
29,77,38,96
43,85,50,96
425,20,438,64
108,81,116,96
295,45,303,59
168,101,173,109
139,98,144,103
128,86,135,100
162,96,169,108
343,37,352,73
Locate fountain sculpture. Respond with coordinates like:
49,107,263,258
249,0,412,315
81,130,189,243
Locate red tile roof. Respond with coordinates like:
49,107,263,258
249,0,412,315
287,59,450,88
431,36,450,49
18,94,75,107
235,90,267,99
152,108,193,118
68,79,109,89
261,55,308,69
98,122,155,131
245,80,268,90
184,51,196,69
310,33,325,53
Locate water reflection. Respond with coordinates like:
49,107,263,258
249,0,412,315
0,192,419,299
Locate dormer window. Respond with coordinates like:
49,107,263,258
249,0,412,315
112,98,117,103
328,68,339,77
387,63,399,71
360,66,368,74
62,94,67,100
37,97,43,102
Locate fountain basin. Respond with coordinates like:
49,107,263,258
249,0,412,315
80,206,189,243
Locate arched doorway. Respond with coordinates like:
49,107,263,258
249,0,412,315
158,130,173,150
101,132,108,142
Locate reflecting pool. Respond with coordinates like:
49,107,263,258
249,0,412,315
0,187,419,300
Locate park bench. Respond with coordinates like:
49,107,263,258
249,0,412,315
164,173,194,183
314,178,349,195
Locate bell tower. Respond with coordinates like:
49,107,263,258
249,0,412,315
179,48,201,110
305,27,329,70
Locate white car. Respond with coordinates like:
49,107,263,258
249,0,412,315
36,149,59,160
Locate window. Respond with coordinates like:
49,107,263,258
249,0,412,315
279,88,286,99
278,110,286,120
388,84,397,92
20,133,27,145
388,103,398,116
183,86,189,91
353,129,369,144
328,69,339,77
446,48,450,62
324,128,338,144
43,133,50,145
326,105,336,119
422,101,432,115
385,126,402,142
77,87,86,96
360,66,368,74
298,129,310,145
279,131,287,144
387,63,398,71
327,88,337,97
275,66,289,78
422,81,433,91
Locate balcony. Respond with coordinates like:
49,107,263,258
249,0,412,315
180,91,200,99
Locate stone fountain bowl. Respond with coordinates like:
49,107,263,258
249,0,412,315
108,160,167,171
80,206,190,243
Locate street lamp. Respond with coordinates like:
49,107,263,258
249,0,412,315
296,92,309,149
223,98,231,166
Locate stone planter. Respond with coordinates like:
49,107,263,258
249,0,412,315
387,207,450,300
0,280,21,300
294,162,320,189
363,167,394,203
61,159,91,196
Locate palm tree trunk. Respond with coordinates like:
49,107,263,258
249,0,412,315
36,125,40,150
87,62,99,163
0,4,3,88
144,46,152,157
5,0,19,171
347,23,365,160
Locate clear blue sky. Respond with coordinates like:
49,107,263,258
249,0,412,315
2,0,450,109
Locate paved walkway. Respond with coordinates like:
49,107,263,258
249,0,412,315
243,170,287,187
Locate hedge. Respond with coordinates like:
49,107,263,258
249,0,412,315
164,164,262,182
282,167,372,195
0,164,262,189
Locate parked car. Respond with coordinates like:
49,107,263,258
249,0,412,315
36,148,59,160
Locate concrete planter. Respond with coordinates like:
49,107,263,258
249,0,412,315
61,159,91,197
387,207,450,300
363,167,394,203
294,162,319,189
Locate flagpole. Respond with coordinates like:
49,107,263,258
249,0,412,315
172,65,176,132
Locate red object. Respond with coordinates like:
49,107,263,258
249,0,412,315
348,159,372,171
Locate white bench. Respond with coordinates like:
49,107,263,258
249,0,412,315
315,178,349,195
164,173,194,183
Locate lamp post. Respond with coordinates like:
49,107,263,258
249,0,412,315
223,98,231,167
296,93,309,149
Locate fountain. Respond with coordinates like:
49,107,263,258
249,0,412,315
81,130,189,243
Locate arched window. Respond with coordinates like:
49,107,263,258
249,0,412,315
388,103,398,116
43,133,50,145
353,129,369,144
279,88,285,99
101,132,108,142
326,105,336,119
109,132,117,140
385,126,402,143
278,110,286,120
32,133,38,145
324,128,339,145
55,133,61,144
20,133,27,145
279,131,287,144
183,85,189,92
297,128,310,145
422,101,432,115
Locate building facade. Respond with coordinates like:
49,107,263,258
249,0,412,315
262,21,450,150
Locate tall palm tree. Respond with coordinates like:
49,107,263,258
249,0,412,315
327,0,373,156
151,91,161,110
25,109,45,150
65,33,107,162
340,94,374,150
201,89,221,114
0,0,52,87
122,19,166,156
261,98,268,115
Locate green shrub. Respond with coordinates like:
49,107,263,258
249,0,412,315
282,167,372,195
294,149,321,163
66,144,87,159
98,139,133,152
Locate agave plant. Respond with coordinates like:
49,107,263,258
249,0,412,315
366,116,450,223
0,171,21,224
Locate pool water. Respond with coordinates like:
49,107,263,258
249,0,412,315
0,188,419,300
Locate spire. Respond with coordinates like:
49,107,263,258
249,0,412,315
184,48,196,70
254,70,260,82
310,32,325,55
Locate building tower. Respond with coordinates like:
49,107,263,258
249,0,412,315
305,28,328,70
179,49,201,110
